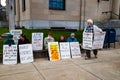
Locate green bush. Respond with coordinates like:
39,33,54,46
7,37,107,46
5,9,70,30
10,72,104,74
0,13,3,21
0,28,83,53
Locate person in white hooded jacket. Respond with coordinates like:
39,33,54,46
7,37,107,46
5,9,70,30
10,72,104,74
84,19,103,59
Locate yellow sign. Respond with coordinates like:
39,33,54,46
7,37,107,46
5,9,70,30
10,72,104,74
48,42,60,61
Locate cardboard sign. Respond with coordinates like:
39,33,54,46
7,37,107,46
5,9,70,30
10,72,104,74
83,32,93,50
19,44,34,63
3,45,17,65
59,42,71,59
92,32,106,49
48,42,60,61
10,30,22,44
32,33,43,50
70,42,81,58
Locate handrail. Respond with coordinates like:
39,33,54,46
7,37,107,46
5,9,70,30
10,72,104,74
112,12,119,17
102,11,119,18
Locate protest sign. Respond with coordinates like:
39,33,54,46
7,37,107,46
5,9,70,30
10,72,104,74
32,33,43,50
92,32,106,49
3,45,17,65
19,44,34,63
59,42,71,59
82,32,93,50
10,30,22,44
70,42,81,58
48,42,60,61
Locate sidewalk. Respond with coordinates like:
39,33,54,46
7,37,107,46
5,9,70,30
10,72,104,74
0,49,120,80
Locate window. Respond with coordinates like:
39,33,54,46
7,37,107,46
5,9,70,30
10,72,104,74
102,0,109,1
49,0,65,10
22,0,26,12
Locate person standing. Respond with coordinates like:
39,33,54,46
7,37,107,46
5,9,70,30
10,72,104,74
67,33,77,42
84,19,103,60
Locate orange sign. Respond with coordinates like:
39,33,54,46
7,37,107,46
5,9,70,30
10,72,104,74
48,42,60,61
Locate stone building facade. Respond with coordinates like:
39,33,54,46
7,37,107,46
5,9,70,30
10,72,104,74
13,0,115,29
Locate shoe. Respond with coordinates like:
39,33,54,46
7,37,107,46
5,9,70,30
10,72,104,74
95,55,97,58
85,56,91,60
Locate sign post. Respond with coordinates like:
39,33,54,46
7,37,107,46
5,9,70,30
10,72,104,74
8,0,15,31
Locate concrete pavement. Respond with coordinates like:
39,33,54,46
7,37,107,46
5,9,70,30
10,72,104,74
0,49,120,80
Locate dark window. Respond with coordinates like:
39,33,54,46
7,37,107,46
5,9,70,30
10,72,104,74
22,0,26,12
102,0,109,1
119,8,120,19
49,0,65,10
14,0,16,15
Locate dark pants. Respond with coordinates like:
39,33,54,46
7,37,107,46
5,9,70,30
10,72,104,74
17,50,20,63
86,49,98,58
44,49,50,60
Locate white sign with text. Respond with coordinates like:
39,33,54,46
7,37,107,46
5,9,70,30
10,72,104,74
19,44,34,63
70,42,81,58
59,42,71,59
32,33,43,50
83,32,93,50
92,32,106,49
10,30,22,44
3,45,17,65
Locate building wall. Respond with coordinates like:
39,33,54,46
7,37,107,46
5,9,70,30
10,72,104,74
19,0,31,20
15,0,31,27
85,0,111,21
112,0,120,19
30,0,111,21
14,0,112,29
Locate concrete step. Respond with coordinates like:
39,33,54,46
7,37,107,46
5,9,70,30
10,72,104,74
104,42,120,49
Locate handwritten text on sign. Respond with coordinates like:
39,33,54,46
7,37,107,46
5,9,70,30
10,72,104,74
48,42,60,61
92,32,106,49
10,30,22,44
3,45,17,65
59,42,71,59
83,32,93,50
70,42,81,58
32,33,43,50
19,44,34,63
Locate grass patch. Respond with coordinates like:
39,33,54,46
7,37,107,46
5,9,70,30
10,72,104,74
0,27,9,35
0,27,9,54
0,28,83,53
0,39,4,53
